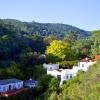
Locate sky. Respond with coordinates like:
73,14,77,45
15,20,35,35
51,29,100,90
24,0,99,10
0,0,100,31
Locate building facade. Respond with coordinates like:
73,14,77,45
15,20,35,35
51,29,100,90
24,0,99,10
24,79,37,88
0,79,23,93
45,56,96,85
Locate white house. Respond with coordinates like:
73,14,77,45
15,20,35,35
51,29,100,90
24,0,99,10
0,78,23,94
47,69,62,78
77,57,95,71
24,79,37,88
47,68,74,85
43,63,59,71
45,57,96,85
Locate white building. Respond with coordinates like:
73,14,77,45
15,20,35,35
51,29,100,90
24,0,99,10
45,57,96,85
24,79,37,88
0,78,23,94
43,63,59,71
77,57,95,71
47,69,74,85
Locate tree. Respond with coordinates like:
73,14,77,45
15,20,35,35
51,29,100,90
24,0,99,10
63,31,79,46
0,62,24,79
61,92,70,100
90,30,100,57
49,92,57,100
36,75,53,93
91,41,100,57
45,40,71,62
48,78,59,93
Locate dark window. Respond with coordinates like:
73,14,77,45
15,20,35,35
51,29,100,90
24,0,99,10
9,85,12,90
66,75,68,79
50,67,52,70
70,74,72,78
57,75,61,80
82,64,84,67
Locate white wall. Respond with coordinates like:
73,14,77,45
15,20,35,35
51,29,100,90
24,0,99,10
15,82,23,89
0,85,9,92
25,83,36,88
61,69,74,81
47,70,61,78
43,64,59,71
78,61,95,71
0,82,23,93
47,69,75,85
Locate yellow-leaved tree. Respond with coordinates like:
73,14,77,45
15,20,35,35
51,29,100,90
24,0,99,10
45,40,71,62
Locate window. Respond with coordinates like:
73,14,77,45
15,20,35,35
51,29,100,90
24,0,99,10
57,75,61,80
66,75,68,79
50,67,52,70
3,87,6,92
82,64,84,67
70,74,72,78
18,84,21,88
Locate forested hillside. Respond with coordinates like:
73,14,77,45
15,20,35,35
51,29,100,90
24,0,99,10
1,19,90,39
0,19,91,68
0,18,99,77
0,19,100,100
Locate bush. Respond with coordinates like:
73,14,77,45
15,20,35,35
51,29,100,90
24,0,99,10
58,60,78,68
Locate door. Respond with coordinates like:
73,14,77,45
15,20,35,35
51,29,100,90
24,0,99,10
9,85,12,91
57,75,61,80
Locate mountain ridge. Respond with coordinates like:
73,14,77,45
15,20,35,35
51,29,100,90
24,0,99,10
0,19,90,39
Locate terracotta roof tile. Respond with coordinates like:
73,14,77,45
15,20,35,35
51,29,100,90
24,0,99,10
95,55,100,60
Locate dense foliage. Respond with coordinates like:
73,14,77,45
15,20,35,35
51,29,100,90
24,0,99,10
46,40,72,62
0,19,90,39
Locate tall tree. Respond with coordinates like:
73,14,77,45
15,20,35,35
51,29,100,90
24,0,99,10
45,40,72,62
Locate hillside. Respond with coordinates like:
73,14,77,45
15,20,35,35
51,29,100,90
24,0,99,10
60,61,100,100
1,19,90,39
0,19,99,69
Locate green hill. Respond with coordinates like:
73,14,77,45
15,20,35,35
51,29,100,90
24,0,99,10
1,19,90,39
0,19,99,68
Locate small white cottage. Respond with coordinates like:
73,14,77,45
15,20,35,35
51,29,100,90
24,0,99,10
0,78,23,94
77,57,95,71
24,79,37,88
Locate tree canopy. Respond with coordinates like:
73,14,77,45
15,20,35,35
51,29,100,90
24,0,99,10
45,40,72,62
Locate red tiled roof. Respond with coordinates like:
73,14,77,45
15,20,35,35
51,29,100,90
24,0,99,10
80,57,95,62
56,69,62,73
95,55,100,60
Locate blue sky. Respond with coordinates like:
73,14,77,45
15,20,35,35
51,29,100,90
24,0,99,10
0,0,100,31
